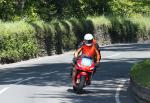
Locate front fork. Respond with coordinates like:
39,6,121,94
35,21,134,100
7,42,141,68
76,72,90,84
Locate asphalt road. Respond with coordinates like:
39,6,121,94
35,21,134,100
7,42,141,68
0,43,150,103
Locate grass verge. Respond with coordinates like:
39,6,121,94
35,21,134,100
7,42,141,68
130,59,150,88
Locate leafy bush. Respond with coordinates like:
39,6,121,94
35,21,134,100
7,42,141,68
109,0,150,17
130,59,150,88
129,16,150,41
87,16,112,44
0,16,150,64
0,21,38,64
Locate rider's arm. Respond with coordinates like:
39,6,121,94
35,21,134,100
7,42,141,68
96,43,100,51
74,47,82,58
95,47,101,63
77,42,84,49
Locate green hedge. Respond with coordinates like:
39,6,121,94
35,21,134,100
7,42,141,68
130,59,150,88
0,21,37,63
0,16,150,64
109,16,150,43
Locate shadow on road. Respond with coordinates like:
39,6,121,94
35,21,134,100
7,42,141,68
0,58,145,86
101,43,150,51
0,43,149,103
0,58,145,103
0,63,72,86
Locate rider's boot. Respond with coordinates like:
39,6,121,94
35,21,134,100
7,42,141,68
72,67,77,87
86,73,92,85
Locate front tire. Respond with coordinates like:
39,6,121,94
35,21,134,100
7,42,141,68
76,76,86,93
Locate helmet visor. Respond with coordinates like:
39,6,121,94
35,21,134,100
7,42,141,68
85,40,93,45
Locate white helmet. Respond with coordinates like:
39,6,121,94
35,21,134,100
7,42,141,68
84,33,93,46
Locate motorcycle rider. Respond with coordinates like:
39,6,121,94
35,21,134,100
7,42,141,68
72,33,101,87
77,33,100,55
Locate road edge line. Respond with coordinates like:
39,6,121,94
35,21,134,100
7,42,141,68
0,87,10,95
115,79,128,103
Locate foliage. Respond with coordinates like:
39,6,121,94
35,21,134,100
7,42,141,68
0,21,37,63
0,0,149,21
109,0,150,17
0,16,150,64
130,59,150,88
0,1,149,64
129,16,150,41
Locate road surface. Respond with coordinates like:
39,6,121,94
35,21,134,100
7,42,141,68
0,43,150,103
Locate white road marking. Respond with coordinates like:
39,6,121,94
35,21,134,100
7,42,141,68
16,71,58,85
0,71,58,95
41,71,59,76
104,52,128,103
106,53,121,58
15,77,35,84
0,87,10,95
115,79,128,103
0,52,123,99
16,71,58,84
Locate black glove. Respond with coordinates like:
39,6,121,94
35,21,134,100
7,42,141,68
72,57,77,65
95,62,100,67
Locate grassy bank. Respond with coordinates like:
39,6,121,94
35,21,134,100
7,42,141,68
0,16,150,64
130,59,150,88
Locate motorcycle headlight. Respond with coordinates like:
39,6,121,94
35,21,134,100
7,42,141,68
77,63,81,67
90,67,94,70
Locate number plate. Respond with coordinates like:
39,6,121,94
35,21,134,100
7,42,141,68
81,58,92,66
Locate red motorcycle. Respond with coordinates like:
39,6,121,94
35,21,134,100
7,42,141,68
73,55,95,93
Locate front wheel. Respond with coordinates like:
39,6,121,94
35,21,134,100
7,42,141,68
76,76,86,93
